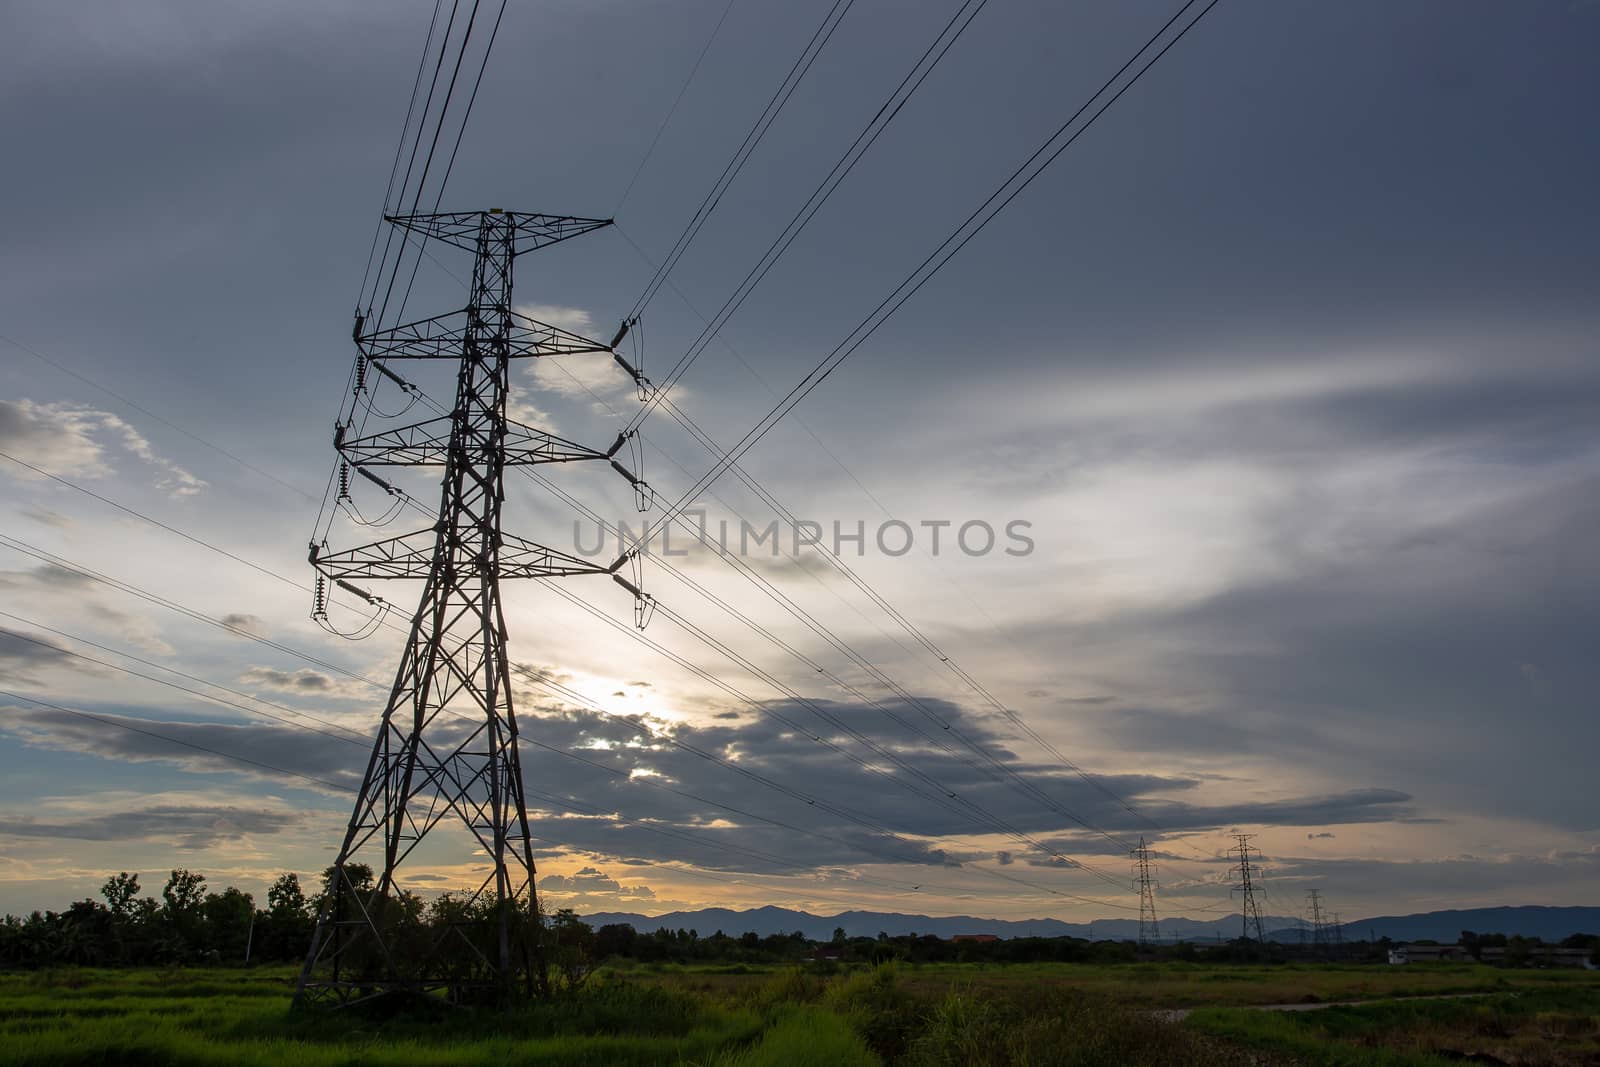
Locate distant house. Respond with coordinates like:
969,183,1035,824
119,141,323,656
952,933,999,944
810,945,842,961
1388,944,1470,964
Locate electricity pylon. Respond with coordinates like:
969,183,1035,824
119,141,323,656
1227,833,1266,942
1132,836,1160,947
1306,888,1327,950
296,209,648,1006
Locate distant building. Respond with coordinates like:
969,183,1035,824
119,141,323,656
1387,944,1471,964
1389,943,1596,969
952,933,999,944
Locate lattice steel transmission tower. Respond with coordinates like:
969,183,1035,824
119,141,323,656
1132,836,1160,947
1227,832,1266,942
296,209,648,1006
1306,888,1327,950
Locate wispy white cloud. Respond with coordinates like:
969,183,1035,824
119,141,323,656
0,398,205,497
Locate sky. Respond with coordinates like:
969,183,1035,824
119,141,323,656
1,0,1597,927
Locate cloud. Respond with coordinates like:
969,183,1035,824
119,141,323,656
517,304,595,336
538,865,655,901
0,565,172,654
239,666,368,700
0,398,205,497
0,802,305,849
18,505,71,528
0,703,363,795
0,563,95,593
0,629,99,686
221,614,266,637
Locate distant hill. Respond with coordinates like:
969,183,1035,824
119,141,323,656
1314,906,1600,944
580,904,1600,944
578,904,1295,942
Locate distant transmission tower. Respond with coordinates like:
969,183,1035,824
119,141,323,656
1132,836,1160,946
1306,888,1327,950
1331,911,1344,951
296,210,649,1006
1227,833,1266,942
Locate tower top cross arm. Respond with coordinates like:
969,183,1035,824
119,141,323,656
385,210,613,256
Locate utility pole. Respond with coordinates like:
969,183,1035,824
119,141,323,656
1331,911,1344,952
1132,836,1160,947
1227,833,1266,942
295,209,648,1006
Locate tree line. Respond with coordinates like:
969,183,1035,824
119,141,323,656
8,871,1595,972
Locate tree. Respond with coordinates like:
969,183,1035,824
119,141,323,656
162,869,207,918
202,887,254,961
267,873,307,918
548,908,596,991
162,869,207,955
833,926,847,945
595,922,638,959
101,873,141,919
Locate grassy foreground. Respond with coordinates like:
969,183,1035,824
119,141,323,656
1,961,1595,1065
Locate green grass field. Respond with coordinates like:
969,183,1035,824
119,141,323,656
1,962,1595,1065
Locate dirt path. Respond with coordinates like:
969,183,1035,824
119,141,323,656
1156,990,1494,1023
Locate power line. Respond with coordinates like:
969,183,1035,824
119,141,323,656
1,484,1130,904
2,353,1151,908
0,689,351,793
624,0,992,434
0,449,306,594
357,0,451,308
626,0,857,320
0,332,314,503
388,362,1146,887
605,0,1230,862
613,0,740,214
0,616,365,746
600,233,1199,860
0,585,1127,911
636,0,1224,534
341,210,1155,873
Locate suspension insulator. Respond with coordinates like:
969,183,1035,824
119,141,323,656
354,354,368,394
356,465,399,496
337,462,351,501
336,579,383,606
312,575,328,620
609,317,633,349
612,351,643,381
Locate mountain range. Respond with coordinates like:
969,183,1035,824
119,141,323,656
579,904,1600,944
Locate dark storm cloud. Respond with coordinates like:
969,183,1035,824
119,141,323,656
1014,789,1415,867
0,804,305,849
0,703,364,795
506,697,1424,873
0,686,1417,879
